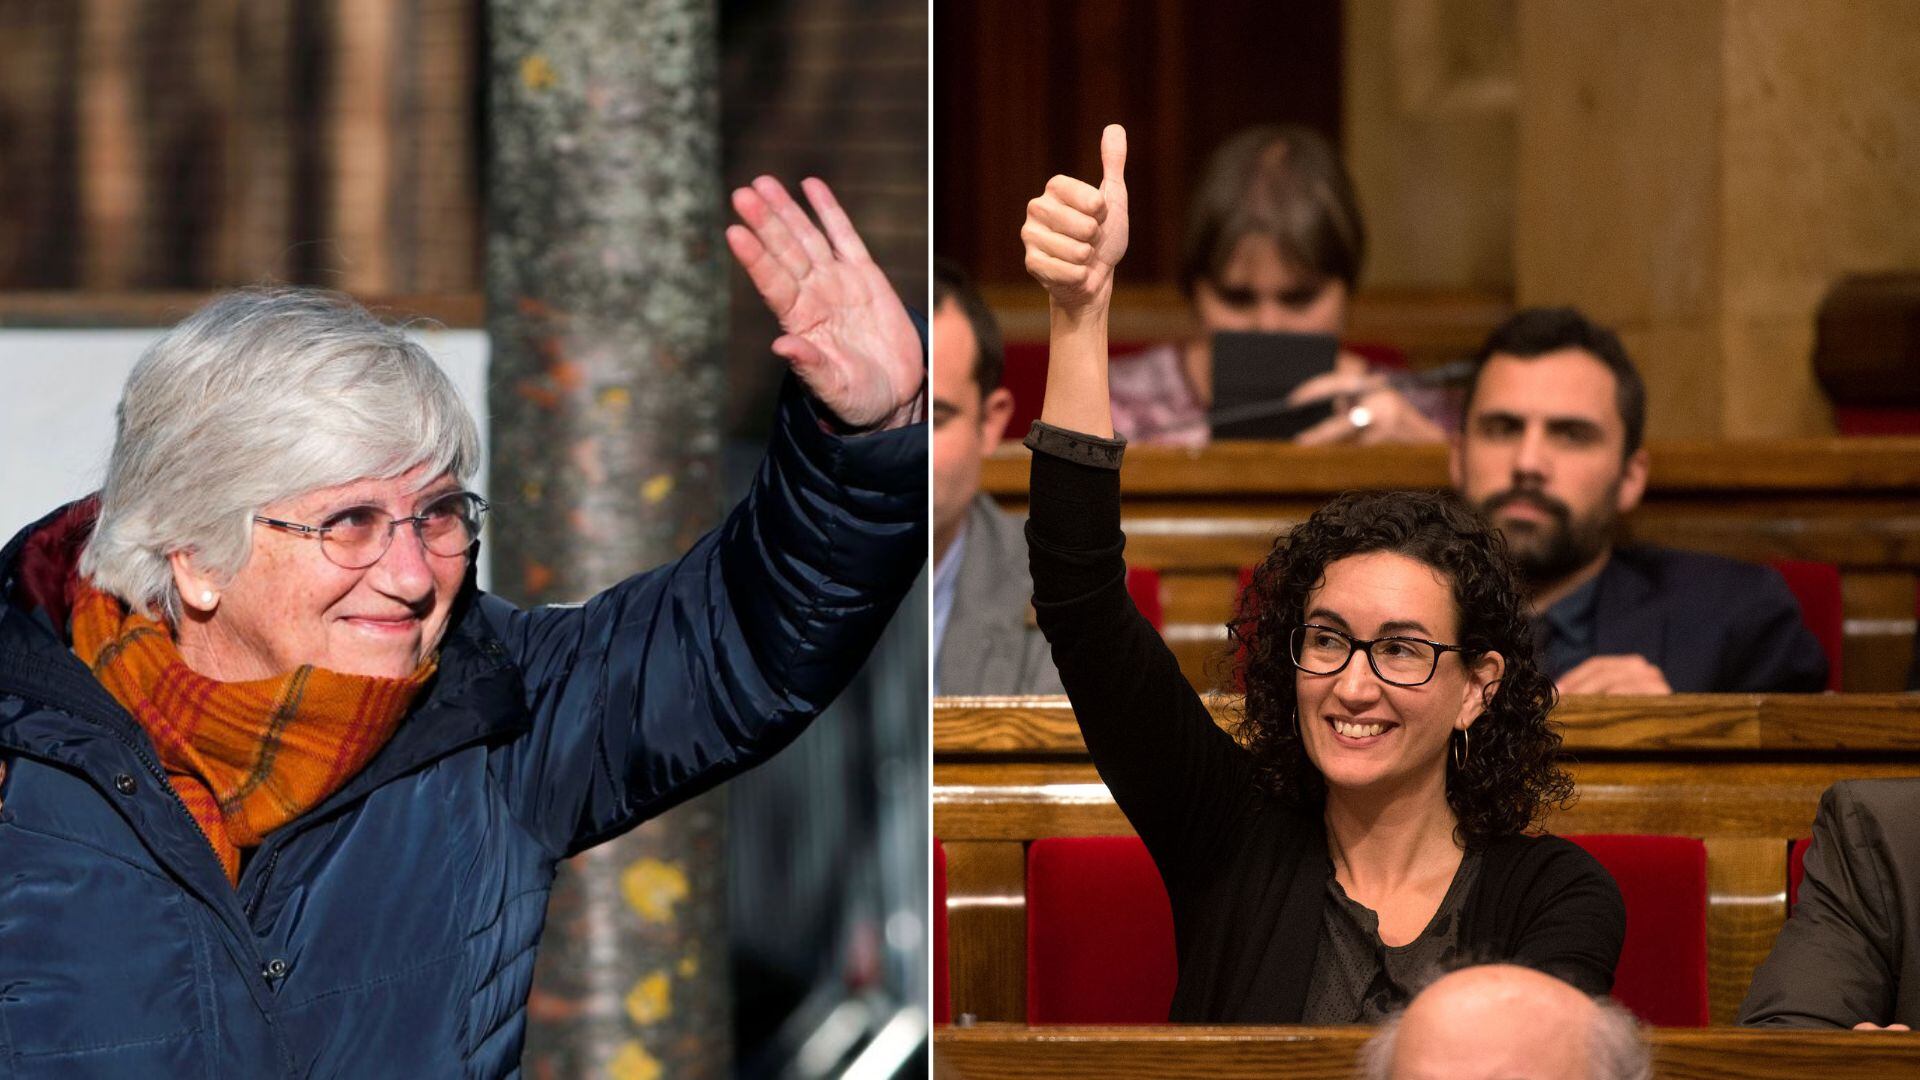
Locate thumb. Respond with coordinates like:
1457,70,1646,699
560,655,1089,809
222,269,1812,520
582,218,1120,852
1100,124,1127,191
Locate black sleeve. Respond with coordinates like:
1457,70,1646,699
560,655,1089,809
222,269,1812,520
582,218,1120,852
1024,422,1261,880
1479,838,1625,997
1723,565,1830,693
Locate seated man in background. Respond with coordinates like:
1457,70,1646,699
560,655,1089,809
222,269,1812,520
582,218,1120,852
932,258,1063,695
1742,778,1920,1029
1360,964,1650,1080
1451,307,1827,694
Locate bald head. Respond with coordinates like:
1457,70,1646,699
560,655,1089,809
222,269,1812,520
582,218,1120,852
1362,965,1649,1080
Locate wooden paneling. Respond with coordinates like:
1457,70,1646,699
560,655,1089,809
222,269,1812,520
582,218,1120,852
933,694,1920,1023
934,759,1919,845
984,439,1920,691
1705,836,1787,1026
934,1025,1920,1079
943,840,1029,1024
934,696,1920,757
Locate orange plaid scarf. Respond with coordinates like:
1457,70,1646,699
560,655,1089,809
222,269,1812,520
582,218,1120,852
70,579,435,884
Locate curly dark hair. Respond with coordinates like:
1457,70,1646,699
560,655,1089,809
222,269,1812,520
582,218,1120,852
1229,489,1572,847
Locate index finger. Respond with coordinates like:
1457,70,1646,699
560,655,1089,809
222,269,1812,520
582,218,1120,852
800,177,872,263
1045,174,1105,219
752,175,835,265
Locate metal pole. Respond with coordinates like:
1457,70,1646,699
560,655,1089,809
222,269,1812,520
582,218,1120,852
484,1,728,1075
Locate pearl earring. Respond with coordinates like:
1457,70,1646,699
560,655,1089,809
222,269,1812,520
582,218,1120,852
201,590,216,607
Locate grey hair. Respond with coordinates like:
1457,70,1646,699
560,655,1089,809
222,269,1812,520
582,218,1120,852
79,288,480,620
1359,994,1651,1080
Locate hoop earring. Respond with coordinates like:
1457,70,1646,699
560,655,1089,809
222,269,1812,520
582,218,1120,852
1453,728,1471,769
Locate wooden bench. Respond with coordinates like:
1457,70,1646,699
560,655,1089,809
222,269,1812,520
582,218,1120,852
933,694,1920,1026
982,439,1920,691
934,1024,1920,1079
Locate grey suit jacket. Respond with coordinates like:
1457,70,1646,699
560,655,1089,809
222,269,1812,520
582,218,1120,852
936,495,1063,695
1741,778,1920,1028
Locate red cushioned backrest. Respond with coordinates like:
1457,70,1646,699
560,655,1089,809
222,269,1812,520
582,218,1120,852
1126,566,1165,631
1789,836,1813,911
1565,834,1710,1026
1001,341,1050,444
1769,559,1844,691
1026,836,1177,1023
934,840,950,1024
1834,407,1920,436
1002,340,1153,444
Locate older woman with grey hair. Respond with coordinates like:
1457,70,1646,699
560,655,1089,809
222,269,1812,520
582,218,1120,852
0,178,923,1077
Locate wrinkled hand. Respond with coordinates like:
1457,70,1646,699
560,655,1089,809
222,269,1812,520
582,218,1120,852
1288,359,1447,447
1023,124,1130,316
1558,655,1673,696
727,176,923,431
1854,1023,1912,1031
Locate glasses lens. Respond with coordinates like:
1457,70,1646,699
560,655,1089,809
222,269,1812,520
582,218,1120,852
1291,626,1353,674
1373,638,1439,684
321,507,390,569
417,493,482,556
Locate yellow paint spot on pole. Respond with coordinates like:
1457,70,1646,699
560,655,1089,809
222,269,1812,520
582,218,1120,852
677,954,698,978
641,474,674,505
520,54,557,91
620,858,690,923
598,386,632,412
624,971,672,1025
607,1040,662,1080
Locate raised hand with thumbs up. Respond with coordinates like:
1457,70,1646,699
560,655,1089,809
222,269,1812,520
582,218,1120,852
1023,124,1131,437
1023,124,1130,317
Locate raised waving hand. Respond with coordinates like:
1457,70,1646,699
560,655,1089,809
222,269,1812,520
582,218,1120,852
727,177,923,432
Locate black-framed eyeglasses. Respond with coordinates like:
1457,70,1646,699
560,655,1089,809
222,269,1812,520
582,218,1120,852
1288,623,1468,688
255,491,489,570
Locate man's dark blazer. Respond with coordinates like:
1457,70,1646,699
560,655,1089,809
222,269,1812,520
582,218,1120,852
1577,544,1828,692
1741,779,1920,1028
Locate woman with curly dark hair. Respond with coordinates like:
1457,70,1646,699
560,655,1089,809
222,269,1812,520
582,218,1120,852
1016,126,1624,1022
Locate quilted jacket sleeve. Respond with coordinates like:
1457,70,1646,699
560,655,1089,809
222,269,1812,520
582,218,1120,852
480,375,925,857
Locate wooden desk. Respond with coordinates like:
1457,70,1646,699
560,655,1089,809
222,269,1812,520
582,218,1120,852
982,439,1920,691
934,1024,1920,1079
933,695,1920,1026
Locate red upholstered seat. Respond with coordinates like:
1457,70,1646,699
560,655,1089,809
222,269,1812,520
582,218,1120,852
934,840,951,1024
1769,559,1845,690
1025,833,1710,1026
1565,834,1710,1027
1000,340,1151,443
1126,566,1165,631
1026,836,1177,1023
1789,836,1813,911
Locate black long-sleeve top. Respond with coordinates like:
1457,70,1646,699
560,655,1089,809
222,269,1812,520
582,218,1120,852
1023,423,1624,1022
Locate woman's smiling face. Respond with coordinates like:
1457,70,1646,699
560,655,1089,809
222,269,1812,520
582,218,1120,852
1293,551,1501,799
172,463,470,681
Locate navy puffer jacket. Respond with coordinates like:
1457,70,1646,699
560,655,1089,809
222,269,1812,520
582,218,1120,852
0,384,924,1078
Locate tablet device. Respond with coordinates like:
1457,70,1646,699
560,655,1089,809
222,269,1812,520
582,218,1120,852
1208,330,1340,439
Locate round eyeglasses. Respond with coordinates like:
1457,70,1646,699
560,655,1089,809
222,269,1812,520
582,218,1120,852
1288,623,1468,688
254,491,489,570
